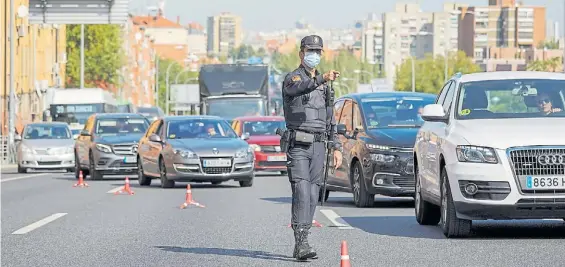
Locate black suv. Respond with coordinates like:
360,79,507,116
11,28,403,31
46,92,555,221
322,92,436,207
74,113,150,180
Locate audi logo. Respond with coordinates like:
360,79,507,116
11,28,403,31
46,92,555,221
537,154,565,165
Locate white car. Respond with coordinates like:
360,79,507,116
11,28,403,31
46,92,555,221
414,71,565,238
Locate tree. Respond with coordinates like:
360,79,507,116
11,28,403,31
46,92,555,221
271,46,383,96
66,25,123,88
527,56,561,72
394,51,482,94
537,40,560,49
156,59,198,112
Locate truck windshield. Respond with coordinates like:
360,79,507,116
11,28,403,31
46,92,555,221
207,98,265,120
51,104,106,125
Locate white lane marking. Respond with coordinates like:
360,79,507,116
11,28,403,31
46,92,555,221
106,186,123,194
12,213,68,235
319,209,354,230
1,173,49,183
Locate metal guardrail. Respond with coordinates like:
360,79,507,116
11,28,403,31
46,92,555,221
1,136,15,164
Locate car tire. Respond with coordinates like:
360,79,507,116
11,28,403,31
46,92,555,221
352,161,375,208
239,177,254,187
440,166,471,238
89,151,103,180
17,164,27,173
137,157,151,186
281,171,288,176
319,188,330,203
415,164,441,225
159,157,174,188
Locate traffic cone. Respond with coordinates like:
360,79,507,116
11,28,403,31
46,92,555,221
340,241,351,267
287,220,323,228
73,171,89,187
114,176,134,195
180,184,205,208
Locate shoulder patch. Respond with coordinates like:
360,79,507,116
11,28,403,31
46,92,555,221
291,75,301,82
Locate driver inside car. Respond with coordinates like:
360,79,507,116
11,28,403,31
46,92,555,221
535,92,562,115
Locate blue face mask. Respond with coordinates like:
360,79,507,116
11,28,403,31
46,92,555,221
303,52,321,68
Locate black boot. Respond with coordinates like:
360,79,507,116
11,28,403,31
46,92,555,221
292,227,317,260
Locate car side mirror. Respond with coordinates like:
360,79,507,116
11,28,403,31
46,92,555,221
241,133,250,140
421,104,448,123
80,130,91,136
14,135,22,142
149,134,162,143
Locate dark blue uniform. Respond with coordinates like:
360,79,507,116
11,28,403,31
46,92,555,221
282,35,342,260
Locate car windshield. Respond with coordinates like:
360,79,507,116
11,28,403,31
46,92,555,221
243,120,286,136
207,98,265,120
361,97,435,128
166,119,237,139
95,118,149,135
137,107,163,118
456,79,565,120
24,124,71,139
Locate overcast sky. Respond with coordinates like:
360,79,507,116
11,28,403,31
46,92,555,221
132,0,563,33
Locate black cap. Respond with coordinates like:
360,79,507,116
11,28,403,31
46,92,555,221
300,35,323,50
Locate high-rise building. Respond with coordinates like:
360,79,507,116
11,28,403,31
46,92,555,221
458,1,546,60
382,3,452,84
362,19,384,72
207,13,242,56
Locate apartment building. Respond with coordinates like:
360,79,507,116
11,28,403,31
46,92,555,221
362,19,384,73
382,3,452,84
1,0,66,134
187,22,207,57
207,13,242,56
119,16,156,107
458,0,546,60
444,2,468,53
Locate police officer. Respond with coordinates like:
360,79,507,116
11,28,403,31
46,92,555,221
282,35,343,261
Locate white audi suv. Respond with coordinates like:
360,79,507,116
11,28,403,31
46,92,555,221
414,71,565,238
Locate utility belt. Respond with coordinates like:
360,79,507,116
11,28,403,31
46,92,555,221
276,128,326,153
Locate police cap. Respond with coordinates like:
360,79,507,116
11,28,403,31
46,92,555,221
300,35,323,50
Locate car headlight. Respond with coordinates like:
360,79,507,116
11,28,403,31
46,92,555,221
249,144,261,152
21,145,35,154
235,147,253,159
95,144,112,153
456,145,498,164
370,154,396,163
366,144,391,150
174,149,198,159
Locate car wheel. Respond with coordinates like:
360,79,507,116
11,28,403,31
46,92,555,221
281,171,288,176
352,161,375,208
89,151,103,180
137,157,151,186
17,164,27,173
239,176,254,187
319,188,330,203
159,157,174,188
415,164,441,225
74,153,81,179
440,166,471,238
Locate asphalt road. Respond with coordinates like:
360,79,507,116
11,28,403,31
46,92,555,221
2,167,565,267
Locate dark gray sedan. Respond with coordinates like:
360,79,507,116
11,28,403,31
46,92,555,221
136,116,254,188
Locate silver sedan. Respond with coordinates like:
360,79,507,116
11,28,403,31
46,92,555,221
15,122,75,173
136,116,254,188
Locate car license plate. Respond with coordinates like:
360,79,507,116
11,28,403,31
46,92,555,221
267,155,287,161
203,159,231,167
526,176,565,189
123,156,137,163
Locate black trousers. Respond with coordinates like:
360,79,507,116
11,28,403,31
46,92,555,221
287,141,326,228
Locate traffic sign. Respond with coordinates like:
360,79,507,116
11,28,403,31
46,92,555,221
28,0,130,25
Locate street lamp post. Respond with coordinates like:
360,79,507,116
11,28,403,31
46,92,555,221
353,69,374,84
411,57,415,92
8,0,17,162
164,63,176,114
444,49,449,82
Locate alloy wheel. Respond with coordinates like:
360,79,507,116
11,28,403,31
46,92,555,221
353,167,360,204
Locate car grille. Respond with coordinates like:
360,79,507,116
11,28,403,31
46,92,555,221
112,144,137,155
109,160,137,168
508,147,565,194
202,167,232,174
261,145,281,153
38,161,61,166
393,176,415,188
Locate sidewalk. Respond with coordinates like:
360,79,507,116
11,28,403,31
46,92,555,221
0,164,17,170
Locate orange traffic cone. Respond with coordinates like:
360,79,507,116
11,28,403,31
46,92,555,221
73,171,89,187
180,184,205,208
340,241,351,267
114,176,134,195
287,220,323,228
